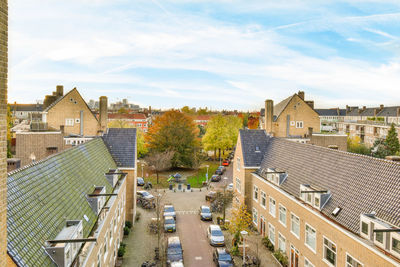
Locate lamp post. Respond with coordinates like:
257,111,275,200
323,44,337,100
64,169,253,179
241,230,248,266
206,165,209,183
223,177,228,224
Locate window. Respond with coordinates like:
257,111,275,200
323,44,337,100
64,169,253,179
375,231,384,244
296,121,304,128
65,118,74,126
314,195,320,208
392,238,400,254
268,223,275,245
305,258,314,267
305,224,316,252
253,208,258,225
346,254,363,267
278,233,286,252
236,178,241,193
361,222,369,235
261,191,266,208
237,157,241,171
253,185,259,201
97,252,102,267
269,197,276,217
279,205,286,226
290,213,300,238
323,237,337,266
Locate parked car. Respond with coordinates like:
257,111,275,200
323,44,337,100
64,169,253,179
137,177,145,186
222,160,229,166
213,248,234,267
207,225,225,247
164,205,176,220
215,169,223,175
166,236,184,266
164,216,176,232
199,205,212,221
218,166,226,172
205,191,217,201
211,174,221,182
137,190,154,201
226,183,233,191
137,191,155,209
170,262,184,267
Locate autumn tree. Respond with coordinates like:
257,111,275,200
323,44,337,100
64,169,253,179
228,203,252,236
145,110,199,168
347,136,370,155
145,150,175,184
181,106,195,114
247,115,260,129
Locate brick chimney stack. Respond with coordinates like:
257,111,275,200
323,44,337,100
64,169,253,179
99,96,108,133
397,108,400,117
298,91,305,100
56,85,63,97
265,99,274,134
380,104,384,111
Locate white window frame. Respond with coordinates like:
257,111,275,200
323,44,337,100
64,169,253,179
304,257,315,267
235,178,241,193
252,208,258,226
260,191,266,209
290,213,300,239
323,236,337,267
346,252,363,267
390,235,400,258
278,204,287,227
296,121,304,128
253,185,259,202
360,220,369,239
278,232,286,253
237,157,241,171
269,197,276,217
65,118,74,126
305,223,317,253
268,223,275,246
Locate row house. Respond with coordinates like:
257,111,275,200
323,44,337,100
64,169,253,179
7,129,137,266
10,103,43,122
193,115,212,128
234,129,400,267
337,105,400,147
108,113,149,132
315,108,346,132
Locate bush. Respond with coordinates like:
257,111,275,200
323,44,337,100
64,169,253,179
273,250,288,267
125,221,133,228
262,236,274,252
231,244,239,256
123,226,131,236
118,243,127,257
135,212,141,222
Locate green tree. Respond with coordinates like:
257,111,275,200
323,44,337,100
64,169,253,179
386,123,400,155
347,136,370,155
202,115,230,160
181,106,195,114
226,116,242,148
145,110,199,168
371,138,388,158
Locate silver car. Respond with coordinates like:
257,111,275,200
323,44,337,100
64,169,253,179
207,225,225,247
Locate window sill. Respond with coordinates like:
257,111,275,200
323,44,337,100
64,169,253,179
322,258,336,267
304,243,316,254
290,231,300,240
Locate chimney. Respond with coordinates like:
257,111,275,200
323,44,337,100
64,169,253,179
56,85,64,96
397,108,400,117
99,96,108,133
305,101,314,109
373,108,378,117
363,106,366,111
298,91,305,100
149,106,152,114
265,99,274,133
308,127,313,138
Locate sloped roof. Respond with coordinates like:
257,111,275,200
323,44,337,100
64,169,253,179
346,107,360,116
103,128,137,168
239,129,270,167
273,95,294,121
315,109,342,116
257,138,400,234
260,108,265,117
7,138,116,267
360,108,377,117
10,104,43,112
108,113,147,120
377,106,400,117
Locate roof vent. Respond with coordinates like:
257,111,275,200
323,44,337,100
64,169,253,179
255,146,260,152
332,207,341,216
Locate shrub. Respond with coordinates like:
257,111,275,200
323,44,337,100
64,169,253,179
231,244,239,256
123,226,130,236
118,243,127,257
273,250,288,267
262,236,274,252
125,221,133,228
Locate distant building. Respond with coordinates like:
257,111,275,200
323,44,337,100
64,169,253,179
10,103,43,121
108,113,149,132
109,99,140,111
193,115,212,127
315,108,346,132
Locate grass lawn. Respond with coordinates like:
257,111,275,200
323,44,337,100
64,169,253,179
186,162,219,188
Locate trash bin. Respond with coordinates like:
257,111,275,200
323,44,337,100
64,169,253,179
187,184,191,190
169,184,173,190
178,183,182,190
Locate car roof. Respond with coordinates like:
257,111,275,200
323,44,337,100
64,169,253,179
168,236,181,244
137,190,146,193
137,177,144,179
217,248,228,254
164,204,174,208
209,224,221,230
165,216,175,220
201,205,210,209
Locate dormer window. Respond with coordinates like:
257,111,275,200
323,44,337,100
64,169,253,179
87,186,106,215
264,168,287,186
105,169,119,187
300,184,331,210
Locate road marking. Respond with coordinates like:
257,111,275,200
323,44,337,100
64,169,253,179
195,257,203,260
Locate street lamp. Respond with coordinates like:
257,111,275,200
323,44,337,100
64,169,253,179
206,165,209,183
223,177,228,224
241,230,248,266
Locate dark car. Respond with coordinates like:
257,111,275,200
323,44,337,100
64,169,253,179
213,248,233,267
211,174,221,182
215,169,223,175
137,177,145,186
167,236,183,266
199,205,212,221
205,191,217,201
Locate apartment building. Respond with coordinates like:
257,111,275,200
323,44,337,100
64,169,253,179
108,113,149,132
234,130,400,267
315,108,346,132
338,105,400,147
10,103,43,122
7,130,137,266
261,91,320,138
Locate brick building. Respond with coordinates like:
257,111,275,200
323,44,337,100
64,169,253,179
234,129,400,267
261,91,320,138
108,113,149,132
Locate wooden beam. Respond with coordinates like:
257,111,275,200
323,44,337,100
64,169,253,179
47,238,97,244
301,190,328,194
87,193,118,197
105,172,128,175
373,229,400,233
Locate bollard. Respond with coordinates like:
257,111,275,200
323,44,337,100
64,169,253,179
169,184,173,190
187,184,191,190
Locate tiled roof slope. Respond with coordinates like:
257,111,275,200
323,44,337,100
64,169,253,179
377,106,400,117
315,109,341,116
273,95,294,121
7,138,116,267
10,104,43,112
240,129,270,167
257,138,400,234
103,128,137,168
346,107,360,116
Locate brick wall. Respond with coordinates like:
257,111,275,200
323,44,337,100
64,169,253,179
0,0,7,265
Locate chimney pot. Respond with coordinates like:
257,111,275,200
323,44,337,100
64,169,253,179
298,91,305,100
363,106,366,111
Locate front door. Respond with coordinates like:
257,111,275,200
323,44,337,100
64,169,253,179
290,245,299,267
260,216,266,236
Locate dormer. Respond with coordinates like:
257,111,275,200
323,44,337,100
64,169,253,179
87,186,106,215
105,169,119,187
45,220,83,267
300,184,331,210
262,168,287,186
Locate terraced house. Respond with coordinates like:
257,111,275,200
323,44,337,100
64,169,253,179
234,129,400,267
6,128,137,267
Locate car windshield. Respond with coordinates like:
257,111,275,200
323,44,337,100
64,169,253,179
165,206,175,212
201,207,210,213
219,252,232,261
138,178,144,181
211,230,223,236
141,192,149,197
168,244,182,254
165,218,175,224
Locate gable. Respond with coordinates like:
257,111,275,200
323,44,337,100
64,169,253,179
275,94,319,121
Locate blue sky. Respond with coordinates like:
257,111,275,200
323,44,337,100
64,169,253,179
9,0,400,111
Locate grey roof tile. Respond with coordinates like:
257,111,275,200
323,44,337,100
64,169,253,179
257,138,400,234
103,128,137,168
240,129,270,167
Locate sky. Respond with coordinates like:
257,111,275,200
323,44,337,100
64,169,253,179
8,0,400,111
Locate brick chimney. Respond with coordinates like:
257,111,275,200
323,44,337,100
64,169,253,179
298,91,305,100
305,101,314,109
373,108,378,117
99,96,108,133
56,85,64,97
397,107,400,117
265,99,274,134
380,104,384,111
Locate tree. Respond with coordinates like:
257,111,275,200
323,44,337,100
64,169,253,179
146,110,199,168
371,138,388,158
347,136,370,155
117,107,128,114
226,116,242,148
181,106,195,114
386,123,400,155
145,151,175,184
228,203,252,236
247,115,260,129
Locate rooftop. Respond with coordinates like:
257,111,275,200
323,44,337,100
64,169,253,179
102,128,137,168
239,129,270,167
